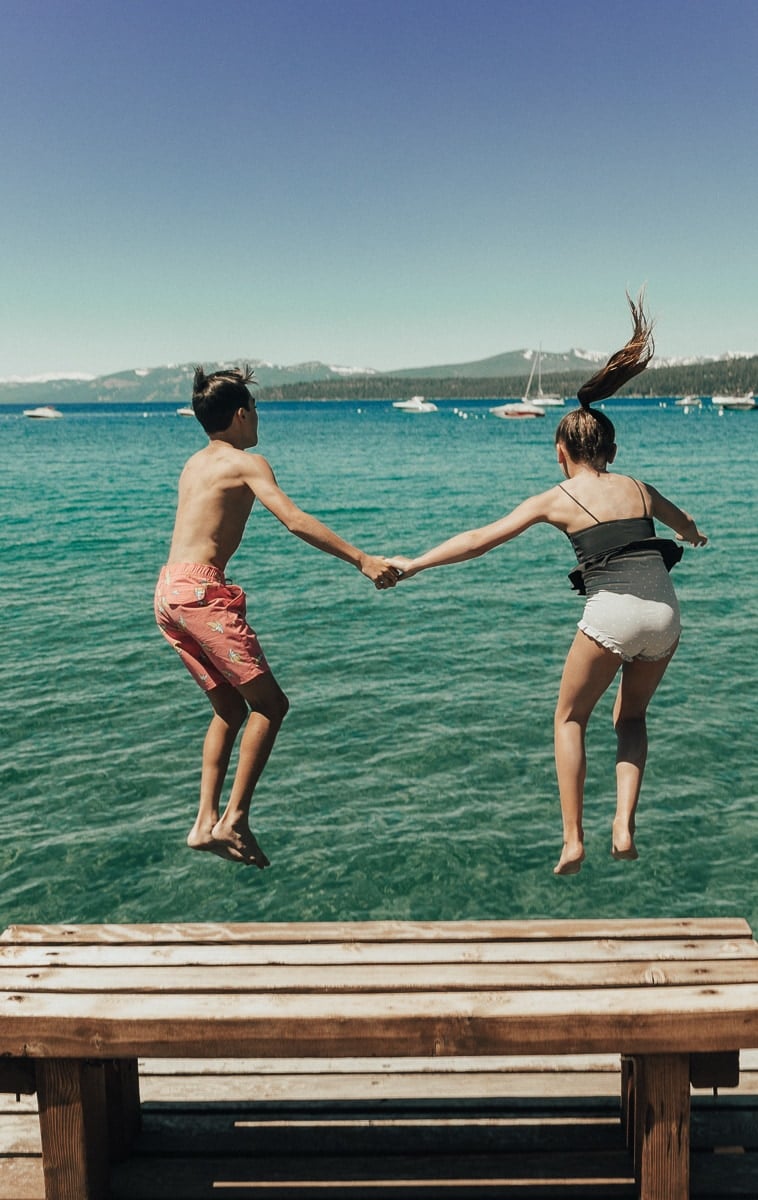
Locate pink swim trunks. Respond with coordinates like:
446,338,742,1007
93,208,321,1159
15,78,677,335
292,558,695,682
154,563,270,692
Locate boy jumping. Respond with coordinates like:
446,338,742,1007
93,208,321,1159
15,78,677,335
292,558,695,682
155,366,398,867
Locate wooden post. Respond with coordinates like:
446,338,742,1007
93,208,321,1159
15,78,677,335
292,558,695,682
634,1053,690,1200
104,1058,141,1161
36,1059,110,1200
620,1055,635,1151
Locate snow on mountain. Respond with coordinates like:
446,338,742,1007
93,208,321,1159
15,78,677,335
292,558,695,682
327,363,379,377
649,351,753,369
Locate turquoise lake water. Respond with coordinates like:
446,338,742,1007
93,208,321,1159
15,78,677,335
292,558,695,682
1,398,755,931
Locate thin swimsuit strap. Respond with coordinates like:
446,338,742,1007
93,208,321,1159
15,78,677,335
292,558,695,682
558,484,598,523
631,477,649,516
559,478,649,523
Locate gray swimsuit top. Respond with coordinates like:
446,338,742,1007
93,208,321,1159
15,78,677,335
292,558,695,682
560,481,683,596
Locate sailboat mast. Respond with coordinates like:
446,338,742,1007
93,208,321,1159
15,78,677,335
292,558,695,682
523,352,538,402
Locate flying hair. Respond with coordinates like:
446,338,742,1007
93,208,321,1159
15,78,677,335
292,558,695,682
576,291,654,407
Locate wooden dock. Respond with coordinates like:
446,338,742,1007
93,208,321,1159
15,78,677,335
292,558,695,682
3,1053,757,1198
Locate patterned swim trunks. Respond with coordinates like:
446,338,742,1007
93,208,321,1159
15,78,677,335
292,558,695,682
154,562,270,691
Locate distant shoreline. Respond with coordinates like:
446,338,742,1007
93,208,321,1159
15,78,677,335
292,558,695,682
2,357,755,408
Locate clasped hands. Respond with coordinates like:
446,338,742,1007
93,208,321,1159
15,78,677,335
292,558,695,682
367,556,417,590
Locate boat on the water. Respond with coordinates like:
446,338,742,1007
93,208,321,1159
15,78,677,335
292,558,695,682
533,346,564,407
675,394,702,408
23,405,63,419
176,406,195,417
490,355,546,419
711,392,757,411
489,400,546,419
392,395,438,413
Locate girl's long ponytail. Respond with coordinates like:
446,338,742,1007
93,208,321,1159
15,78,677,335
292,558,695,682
576,291,654,407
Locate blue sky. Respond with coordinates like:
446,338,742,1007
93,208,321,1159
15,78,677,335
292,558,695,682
1,0,757,377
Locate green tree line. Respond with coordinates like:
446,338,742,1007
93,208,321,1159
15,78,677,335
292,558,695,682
260,358,758,401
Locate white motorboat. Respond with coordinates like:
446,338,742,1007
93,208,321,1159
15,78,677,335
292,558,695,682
712,392,757,411
23,405,63,419
490,355,546,419
176,406,195,417
674,394,702,408
392,395,438,413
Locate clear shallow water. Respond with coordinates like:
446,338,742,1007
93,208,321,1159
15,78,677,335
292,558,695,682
1,399,755,930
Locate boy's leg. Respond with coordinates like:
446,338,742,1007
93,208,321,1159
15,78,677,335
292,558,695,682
611,644,677,859
553,632,621,874
212,672,290,866
187,682,249,861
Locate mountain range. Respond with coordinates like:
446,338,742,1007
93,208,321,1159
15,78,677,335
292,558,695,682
1,347,756,405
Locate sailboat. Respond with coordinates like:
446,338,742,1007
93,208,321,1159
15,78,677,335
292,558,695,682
533,345,564,407
711,392,757,411
489,352,546,419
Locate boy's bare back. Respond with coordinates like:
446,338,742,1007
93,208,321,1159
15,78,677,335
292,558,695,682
167,443,260,572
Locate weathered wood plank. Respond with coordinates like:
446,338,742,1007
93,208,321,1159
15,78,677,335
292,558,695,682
139,1053,622,1074
3,935,757,969
0,983,756,1058
2,916,751,945
0,1158,43,1200
137,1070,623,1102
2,957,758,994
0,1110,42,1153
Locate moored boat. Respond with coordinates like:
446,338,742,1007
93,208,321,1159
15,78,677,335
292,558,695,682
533,345,564,406
489,400,545,419
490,355,546,419
392,395,438,413
23,405,63,419
711,392,757,411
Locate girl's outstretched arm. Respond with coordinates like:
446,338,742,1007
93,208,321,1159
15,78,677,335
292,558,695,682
645,484,708,546
388,491,556,579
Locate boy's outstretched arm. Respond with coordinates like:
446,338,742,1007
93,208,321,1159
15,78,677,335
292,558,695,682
247,455,399,587
646,485,708,546
388,492,554,579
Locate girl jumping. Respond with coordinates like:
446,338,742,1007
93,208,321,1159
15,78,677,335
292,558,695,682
389,295,707,875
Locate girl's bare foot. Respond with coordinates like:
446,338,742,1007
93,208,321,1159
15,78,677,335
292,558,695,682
553,843,585,876
211,816,270,868
611,820,639,860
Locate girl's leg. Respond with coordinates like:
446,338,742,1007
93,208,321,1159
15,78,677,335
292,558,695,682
611,642,677,859
553,632,621,874
188,682,249,860
213,672,290,866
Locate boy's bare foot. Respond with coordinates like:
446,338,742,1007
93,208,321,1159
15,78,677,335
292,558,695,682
187,822,246,863
553,844,585,876
211,817,270,868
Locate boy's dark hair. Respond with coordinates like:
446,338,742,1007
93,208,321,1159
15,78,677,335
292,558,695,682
192,365,256,434
554,292,654,468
